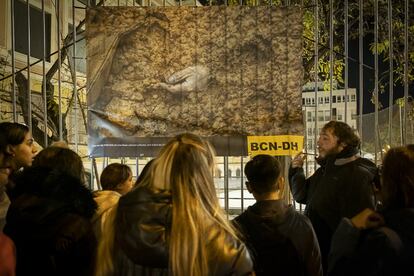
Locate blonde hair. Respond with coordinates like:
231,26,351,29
141,133,239,275
94,204,118,276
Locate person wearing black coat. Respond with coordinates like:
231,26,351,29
328,145,414,276
4,147,97,276
289,121,377,272
234,155,322,276
95,133,253,276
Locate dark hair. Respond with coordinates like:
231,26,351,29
322,121,360,149
100,163,132,191
135,159,154,187
244,154,281,195
0,122,29,146
32,147,86,184
0,132,7,154
381,144,414,209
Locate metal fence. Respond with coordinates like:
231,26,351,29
0,0,412,215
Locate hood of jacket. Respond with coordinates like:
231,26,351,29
354,157,378,175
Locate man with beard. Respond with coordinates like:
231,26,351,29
289,121,378,273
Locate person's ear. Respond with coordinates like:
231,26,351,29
245,181,252,194
6,145,16,156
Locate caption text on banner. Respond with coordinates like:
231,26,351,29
247,135,304,156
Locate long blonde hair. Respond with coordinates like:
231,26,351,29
141,133,239,275
94,204,118,276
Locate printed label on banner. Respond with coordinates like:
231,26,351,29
247,135,304,156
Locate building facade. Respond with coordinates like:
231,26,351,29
301,82,358,176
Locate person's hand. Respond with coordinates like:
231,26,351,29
350,208,384,229
154,65,210,93
291,153,306,168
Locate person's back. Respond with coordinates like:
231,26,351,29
328,145,414,276
92,163,133,239
113,185,252,275
234,154,322,276
382,209,414,275
4,147,97,276
95,133,253,276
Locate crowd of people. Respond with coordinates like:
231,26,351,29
0,120,413,276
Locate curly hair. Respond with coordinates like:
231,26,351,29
322,121,361,148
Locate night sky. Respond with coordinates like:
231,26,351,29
347,35,413,115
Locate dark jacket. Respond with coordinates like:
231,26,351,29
113,186,254,275
289,153,377,270
3,167,97,276
234,200,322,276
328,208,414,276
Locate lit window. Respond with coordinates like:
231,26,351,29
307,111,312,122
318,111,324,121
351,95,356,102
236,168,241,177
325,110,331,121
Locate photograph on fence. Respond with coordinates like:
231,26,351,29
86,6,303,156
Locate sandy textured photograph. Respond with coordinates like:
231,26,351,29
86,6,303,155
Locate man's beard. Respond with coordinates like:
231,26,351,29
316,145,343,164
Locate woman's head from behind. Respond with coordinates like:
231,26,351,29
32,146,85,184
147,133,236,275
100,163,133,195
150,133,216,202
381,144,414,209
0,122,36,170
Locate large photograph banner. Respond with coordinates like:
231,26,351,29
86,6,303,157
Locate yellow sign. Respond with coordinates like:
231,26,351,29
247,135,304,156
